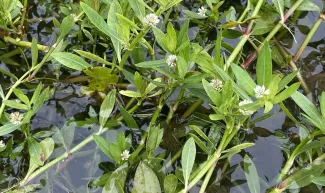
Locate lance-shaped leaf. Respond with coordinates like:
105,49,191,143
256,42,272,87
51,52,91,71
99,89,116,129
182,137,196,190
243,155,260,193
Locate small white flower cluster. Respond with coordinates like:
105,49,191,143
239,99,254,115
121,150,130,161
0,140,5,148
210,79,223,92
166,55,177,67
198,7,207,16
254,85,270,98
143,13,160,27
10,112,23,125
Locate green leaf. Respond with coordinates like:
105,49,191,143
177,19,189,47
51,52,92,71
243,155,260,193
0,67,18,80
189,133,209,154
176,56,188,79
118,103,138,129
60,118,76,150
3,100,29,110
99,89,116,129
284,163,325,189
182,137,196,190
166,22,177,52
74,50,113,65
146,125,163,153
119,90,142,98
135,59,167,68
272,82,300,104
295,141,323,156
215,65,251,100
28,137,43,166
80,2,125,43
59,14,75,39
93,135,113,159
231,63,256,96
0,85,4,99
222,80,233,101
202,79,222,106
273,0,284,20
278,70,298,91
222,143,255,153
116,13,140,30
13,89,30,106
319,92,325,119
291,91,325,130
189,125,214,145
83,67,119,92
164,174,178,193
256,42,272,87
31,38,38,67
30,82,42,105
39,138,54,162
127,0,145,21
284,0,320,12
103,163,129,193
133,162,161,193
0,123,20,136
311,176,325,186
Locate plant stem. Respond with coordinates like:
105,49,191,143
273,38,310,96
237,0,251,22
161,149,182,172
241,0,306,68
19,100,144,186
277,130,323,182
166,89,185,124
293,11,325,62
199,163,216,193
150,89,170,125
224,0,264,69
181,99,203,120
19,0,28,35
3,36,49,50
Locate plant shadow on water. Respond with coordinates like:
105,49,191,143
1,0,325,192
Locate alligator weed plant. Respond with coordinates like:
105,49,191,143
1,0,325,192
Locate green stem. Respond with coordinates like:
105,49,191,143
237,0,251,22
166,89,185,124
199,163,216,193
19,0,28,35
293,11,325,62
3,36,49,50
242,0,306,68
150,89,170,125
181,99,203,120
19,99,144,186
224,0,264,69
161,149,182,172
277,130,323,182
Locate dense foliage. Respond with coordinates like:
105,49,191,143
0,0,325,192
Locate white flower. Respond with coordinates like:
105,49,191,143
198,7,207,16
210,79,223,92
166,55,177,67
239,99,254,115
254,85,270,98
143,13,160,27
0,140,5,148
9,112,24,125
121,150,130,161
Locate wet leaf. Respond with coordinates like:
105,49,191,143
103,163,129,193
243,155,260,193
133,162,161,193
52,52,92,71
99,89,116,129
40,138,54,162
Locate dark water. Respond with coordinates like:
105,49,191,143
1,0,325,192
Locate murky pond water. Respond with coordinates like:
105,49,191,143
1,0,325,192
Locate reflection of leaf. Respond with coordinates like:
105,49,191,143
133,162,161,193
83,67,119,92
